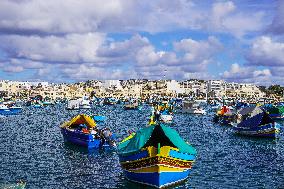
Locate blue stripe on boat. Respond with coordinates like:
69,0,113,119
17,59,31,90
269,114,284,120
124,169,191,188
169,150,196,161
234,123,275,131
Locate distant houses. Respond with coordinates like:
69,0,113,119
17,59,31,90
0,79,272,100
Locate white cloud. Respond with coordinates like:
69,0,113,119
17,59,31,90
61,64,138,80
246,36,284,66
97,34,150,64
221,63,272,84
0,0,267,37
184,72,214,80
253,69,271,78
0,33,224,81
269,1,284,35
173,36,223,70
207,1,265,38
2,65,24,73
211,1,236,30
0,0,124,34
0,33,106,63
0,58,45,73
135,46,161,66
223,12,265,37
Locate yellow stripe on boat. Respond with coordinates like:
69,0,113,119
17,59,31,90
120,133,135,144
128,165,189,173
142,146,179,157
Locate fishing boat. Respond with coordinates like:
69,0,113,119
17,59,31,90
0,104,22,115
66,99,80,110
0,104,11,115
213,106,235,125
42,101,54,106
155,101,174,123
123,99,142,110
264,104,284,120
80,99,91,109
0,180,26,189
9,105,22,114
159,110,173,123
210,103,221,111
60,114,116,149
118,124,197,188
33,101,42,108
233,106,280,138
178,100,206,115
103,97,117,105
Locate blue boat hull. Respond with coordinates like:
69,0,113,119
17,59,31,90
0,108,22,115
233,123,280,138
269,114,284,121
124,170,191,188
119,148,195,188
61,128,101,149
93,115,106,122
34,104,42,108
9,107,22,114
0,109,12,115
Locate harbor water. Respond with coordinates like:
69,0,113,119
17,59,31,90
0,104,283,188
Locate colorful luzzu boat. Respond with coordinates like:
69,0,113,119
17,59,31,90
233,106,280,138
213,106,235,125
265,105,284,120
60,114,116,149
118,124,197,188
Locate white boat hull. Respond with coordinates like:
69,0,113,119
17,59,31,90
160,115,173,123
178,108,206,115
80,105,91,109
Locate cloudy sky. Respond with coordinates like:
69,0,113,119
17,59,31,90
0,0,283,84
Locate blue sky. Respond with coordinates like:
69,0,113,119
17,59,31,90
0,0,283,85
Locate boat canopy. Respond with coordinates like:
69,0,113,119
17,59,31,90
237,106,274,128
266,105,284,114
238,105,262,117
61,114,96,129
118,124,197,156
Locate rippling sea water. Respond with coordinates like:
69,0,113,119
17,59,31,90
0,104,283,189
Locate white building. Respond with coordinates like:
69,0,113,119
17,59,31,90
166,80,184,95
207,80,224,97
102,80,123,90
236,83,265,98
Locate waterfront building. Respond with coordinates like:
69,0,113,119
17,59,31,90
207,80,224,97
103,80,123,90
0,79,271,101
166,80,184,96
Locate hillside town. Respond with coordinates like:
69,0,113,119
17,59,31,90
0,79,279,101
